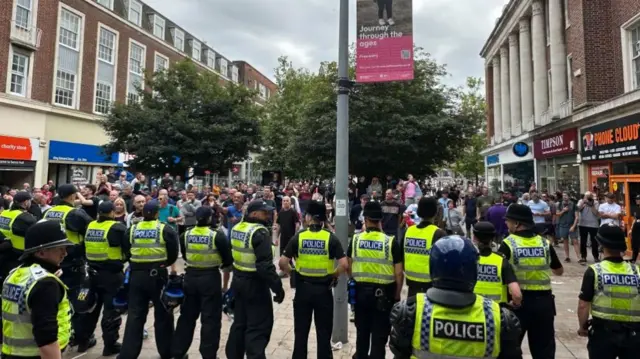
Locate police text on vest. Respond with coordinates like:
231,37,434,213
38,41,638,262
515,247,544,258
433,319,485,342
187,235,211,244
302,240,326,249
85,229,105,242
406,237,426,248
2,284,24,302
602,274,639,286
359,240,383,251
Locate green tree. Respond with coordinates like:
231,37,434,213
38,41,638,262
261,48,477,179
453,77,487,185
101,60,262,177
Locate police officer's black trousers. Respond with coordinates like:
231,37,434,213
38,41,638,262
225,277,274,359
172,270,222,359
119,269,174,359
293,280,334,359
76,270,124,347
353,289,392,359
60,265,88,343
513,293,555,359
587,324,640,359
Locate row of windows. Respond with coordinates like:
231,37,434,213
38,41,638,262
91,0,239,82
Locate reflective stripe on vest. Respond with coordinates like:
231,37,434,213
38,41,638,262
352,231,395,284
404,224,437,282
129,221,167,263
231,222,265,272
474,253,508,303
85,220,123,262
185,226,222,268
590,260,640,322
295,229,334,277
505,234,551,291
43,205,83,244
411,294,501,359
0,210,25,250
2,264,72,356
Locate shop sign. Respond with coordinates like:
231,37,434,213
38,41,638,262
0,159,35,167
512,142,530,157
581,113,640,161
0,136,39,161
48,140,119,165
486,154,500,166
534,129,578,159
590,165,609,177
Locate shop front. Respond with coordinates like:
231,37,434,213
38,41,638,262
0,135,41,189
534,128,580,194
484,140,535,196
580,112,640,251
47,140,119,187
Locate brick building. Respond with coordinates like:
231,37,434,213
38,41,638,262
1,0,275,188
480,0,640,222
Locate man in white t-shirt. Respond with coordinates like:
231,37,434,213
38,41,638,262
598,192,622,226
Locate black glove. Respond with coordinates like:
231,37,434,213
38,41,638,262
273,288,285,304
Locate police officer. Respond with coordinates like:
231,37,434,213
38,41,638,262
389,235,523,359
278,201,349,359
630,194,640,263
472,221,522,306
225,200,284,359
348,201,403,359
118,202,179,359
1,220,74,359
75,201,128,355
41,184,93,348
172,206,233,359
0,191,37,278
577,224,640,358
399,197,447,297
498,204,563,359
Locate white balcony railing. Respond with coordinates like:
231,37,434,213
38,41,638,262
10,20,42,49
558,98,573,119
540,108,552,126
523,115,535,131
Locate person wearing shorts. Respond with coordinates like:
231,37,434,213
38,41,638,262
556,192,580,262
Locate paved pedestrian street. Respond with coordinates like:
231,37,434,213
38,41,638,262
71,248,590,359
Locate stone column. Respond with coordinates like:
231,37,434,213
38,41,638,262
519,17,534,131
531,0,548,126
549,0,568,116
509,33,521,136
492,57,502,142
500,47,511,139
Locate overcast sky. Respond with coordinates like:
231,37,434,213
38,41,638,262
145,0,509,87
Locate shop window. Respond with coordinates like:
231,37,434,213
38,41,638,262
503,161,535,196
487,166,501,194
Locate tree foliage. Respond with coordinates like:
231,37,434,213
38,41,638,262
452,77,487,183
261,48,477,179
101,60,262,176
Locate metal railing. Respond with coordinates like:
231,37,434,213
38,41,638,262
10,20,42,49
558,98,573,119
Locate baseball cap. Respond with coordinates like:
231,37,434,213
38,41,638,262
143,202,159,216
196,206,213,220
246,200,274,214
98,201,115,214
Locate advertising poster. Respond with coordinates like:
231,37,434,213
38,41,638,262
580,114,640,161
533,128,578,159
356,0,414,83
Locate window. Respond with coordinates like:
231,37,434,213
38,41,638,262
152,15,165,39
59,8,80,49
15,0,32,29
98,27,116,63
219,58,228,76
54,6,83,108
173,29,184,51
10,51,29,96
566,55,573,99
563,0,569,28
632,26,640,89
96,0,113,10
207,50,215,68
231,66,238,83
94,82,112,114
191,40,201,61
55,70,75,107
128,0,142,26
127,41,145,104
154,53,168,71
259,84,267,98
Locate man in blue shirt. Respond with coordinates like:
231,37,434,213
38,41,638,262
216,191,245,292
527,192,551,235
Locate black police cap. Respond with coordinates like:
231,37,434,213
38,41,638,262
596,224,627,252
57,184,78,199
363,201,383,220
13,191,32,203
98,201,115,214
196,206,213,220
20,220,74,260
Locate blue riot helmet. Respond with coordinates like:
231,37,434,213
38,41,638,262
429,235,479,292
161,273,184,311
113,267,131,314
222,288,235,319
70,268,97,314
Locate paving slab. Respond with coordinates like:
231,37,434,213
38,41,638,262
66,248,591,358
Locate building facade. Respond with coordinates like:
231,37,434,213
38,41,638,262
1,0,275,188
